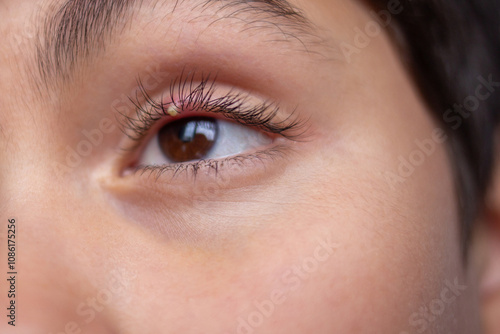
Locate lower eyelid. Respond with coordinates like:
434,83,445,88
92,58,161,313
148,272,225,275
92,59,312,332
99,143,295,203
129,142,291,184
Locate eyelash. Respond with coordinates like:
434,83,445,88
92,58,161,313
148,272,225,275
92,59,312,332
118,71,304,179
136,146,289,181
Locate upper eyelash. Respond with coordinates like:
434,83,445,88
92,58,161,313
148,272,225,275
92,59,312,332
118,70,306,145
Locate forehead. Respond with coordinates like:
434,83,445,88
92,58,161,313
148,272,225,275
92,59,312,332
1,0,329,77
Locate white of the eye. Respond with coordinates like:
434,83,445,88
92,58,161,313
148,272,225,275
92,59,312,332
139,119,272,166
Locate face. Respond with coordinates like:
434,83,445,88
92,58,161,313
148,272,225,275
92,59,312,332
0,0,485,333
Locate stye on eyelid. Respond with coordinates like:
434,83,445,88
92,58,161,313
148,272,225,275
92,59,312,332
167,105,179,117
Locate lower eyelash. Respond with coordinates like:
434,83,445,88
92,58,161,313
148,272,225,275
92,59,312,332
131,145,288,181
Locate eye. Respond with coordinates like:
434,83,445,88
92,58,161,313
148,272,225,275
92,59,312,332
118,72,306,180
138,116,273,166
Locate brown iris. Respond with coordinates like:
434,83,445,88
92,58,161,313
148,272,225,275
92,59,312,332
158,117,218,163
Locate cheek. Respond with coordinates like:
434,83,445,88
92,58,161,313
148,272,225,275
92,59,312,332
207,143,462,334
231,35,466,330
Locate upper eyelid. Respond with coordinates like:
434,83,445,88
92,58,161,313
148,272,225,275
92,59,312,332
117,72,308,151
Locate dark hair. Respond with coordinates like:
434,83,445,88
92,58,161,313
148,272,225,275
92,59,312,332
367,0,500,254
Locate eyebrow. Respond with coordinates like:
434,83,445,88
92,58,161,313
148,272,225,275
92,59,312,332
35,0,318,84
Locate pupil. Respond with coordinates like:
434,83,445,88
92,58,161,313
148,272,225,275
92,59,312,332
158,117,218,163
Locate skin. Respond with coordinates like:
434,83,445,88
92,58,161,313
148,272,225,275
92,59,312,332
0,0,499,333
